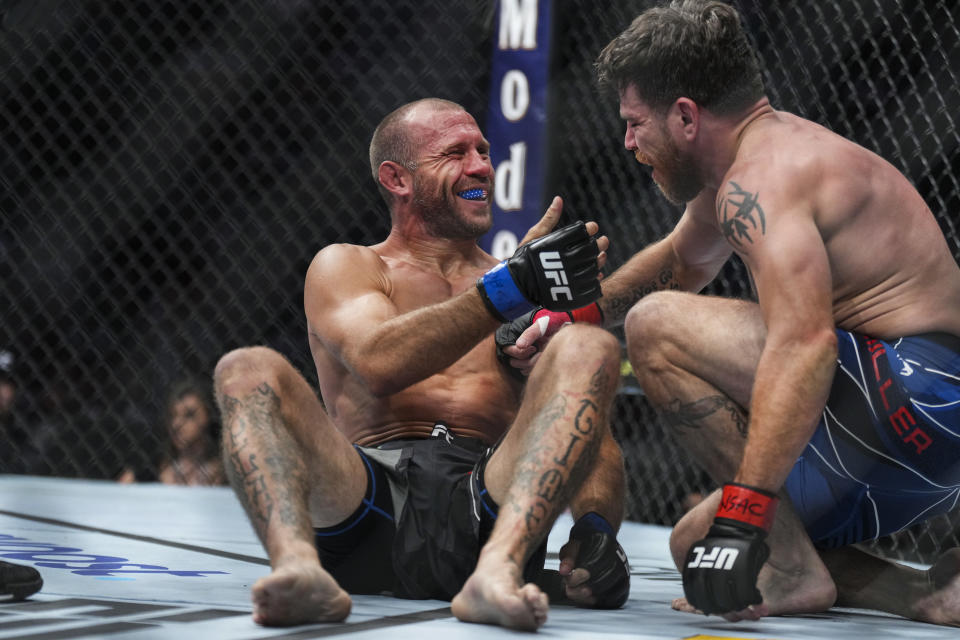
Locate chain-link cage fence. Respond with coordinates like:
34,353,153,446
1,1,958,564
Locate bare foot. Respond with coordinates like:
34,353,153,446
670,597,768,621
671,596,698,614
752,554,836,617
451,551,549,630
669,554,835,622
912,548,960,626
251,561,351,626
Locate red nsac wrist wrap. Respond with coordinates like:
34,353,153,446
568,302,603,325
715,483,779,532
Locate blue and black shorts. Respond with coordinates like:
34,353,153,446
313,425,545,599
784,331,960,549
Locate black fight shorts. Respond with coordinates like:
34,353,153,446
314,425,546,600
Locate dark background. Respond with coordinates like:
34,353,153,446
1,0,958,559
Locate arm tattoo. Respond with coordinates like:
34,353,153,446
605,267,681,320
718,181,766,248
660,394,749,439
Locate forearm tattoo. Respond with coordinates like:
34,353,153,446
605,267,681,320
718,181,766,248
220,383,308,540
660,394,749,439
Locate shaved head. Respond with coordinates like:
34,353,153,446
369,98,466,204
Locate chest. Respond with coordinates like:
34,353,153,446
388,265,483,313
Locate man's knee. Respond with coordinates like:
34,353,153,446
546,324,620,373
624,292,690,383
214,346,289,398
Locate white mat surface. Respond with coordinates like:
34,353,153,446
0,475,955,639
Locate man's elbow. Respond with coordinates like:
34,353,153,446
812,326,839,361
788,326,838,368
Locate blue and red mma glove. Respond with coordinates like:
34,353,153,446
477,221,601,322
495,304,604,379
565,512,631,608
682,483,779,615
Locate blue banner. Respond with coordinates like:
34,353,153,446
480,0,553,259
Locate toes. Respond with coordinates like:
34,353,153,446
671,597,699,613
564,584,595,606
528,587,549,627
520,583,546,605
520,583,549,618
564,567,591,588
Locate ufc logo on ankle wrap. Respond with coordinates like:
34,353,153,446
539,251,572,302
687,546,739,570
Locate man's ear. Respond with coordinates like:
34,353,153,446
671,97,699,141
378,161,412,198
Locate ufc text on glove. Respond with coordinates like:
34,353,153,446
477,221,602,322
681,483,779,615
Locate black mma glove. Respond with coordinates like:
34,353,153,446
477,221,601,322
682,483,779,615
495,304,604,379
564,512,631,609
495,310,537,379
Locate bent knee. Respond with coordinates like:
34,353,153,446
214,346,290,397
623,292,693,377
623,291,690,347
549,324,621,369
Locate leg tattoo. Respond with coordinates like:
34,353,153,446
220,383,311,544
515,363,615,550
660,394,749,438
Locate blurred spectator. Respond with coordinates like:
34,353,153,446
0,350,16,427
0,349,37,474
118,378,225,485
0,350,45,599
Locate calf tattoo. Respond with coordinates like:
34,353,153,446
661,394,749,438
519,363,613,547
220,382,309,541
516,394,568,538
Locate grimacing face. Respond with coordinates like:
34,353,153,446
412,167,494,239
646,120,703,205
620,85,704,205
408,108,495,239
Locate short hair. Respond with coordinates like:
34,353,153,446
595,0,764,115
368,98,465,204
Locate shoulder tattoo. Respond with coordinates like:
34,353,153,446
718,181,766,248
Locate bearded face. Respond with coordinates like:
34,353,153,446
619,85,704,205
647,122,703,205
412,169,493,239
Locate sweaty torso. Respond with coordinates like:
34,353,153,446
309,245,521,447
728,111,960,338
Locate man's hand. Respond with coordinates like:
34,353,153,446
558,512,630,608
477,220,603,321
682,483,779,616
518,196,566,246
518,197,609,260
495,304,604,378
